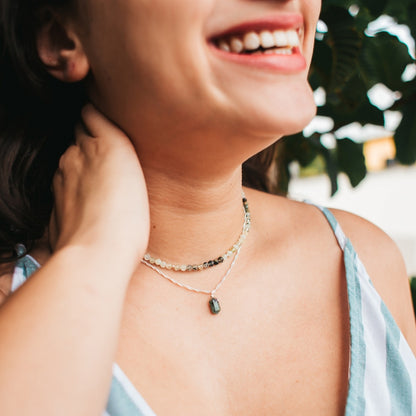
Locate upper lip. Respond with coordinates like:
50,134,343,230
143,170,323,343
209,13,304,41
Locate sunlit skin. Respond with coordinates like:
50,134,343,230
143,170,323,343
1,0,415,415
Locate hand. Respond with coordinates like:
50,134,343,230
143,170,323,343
49,104,150,272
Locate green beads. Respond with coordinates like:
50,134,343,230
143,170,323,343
209,297,221,314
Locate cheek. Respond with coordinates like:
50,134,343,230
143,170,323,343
305,0,322,23
302,0,321,62
85,0,212,99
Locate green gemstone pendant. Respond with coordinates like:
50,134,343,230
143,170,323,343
209,297,221,314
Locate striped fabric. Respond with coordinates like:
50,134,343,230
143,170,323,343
317,207,416,416
11,206,416,415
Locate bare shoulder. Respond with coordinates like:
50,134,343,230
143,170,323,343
330,208,416,351
244,187,340,239
245,188,416,351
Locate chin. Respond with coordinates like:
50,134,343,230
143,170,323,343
276,100,317,136
242,88,317,139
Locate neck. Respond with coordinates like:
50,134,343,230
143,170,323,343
142,164,247,264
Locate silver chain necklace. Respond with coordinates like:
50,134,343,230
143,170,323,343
141,246,241,315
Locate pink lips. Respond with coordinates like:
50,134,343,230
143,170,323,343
209,13,307,72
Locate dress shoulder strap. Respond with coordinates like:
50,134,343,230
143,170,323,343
12,244,40,292
308,203,416,415
309,204,348,251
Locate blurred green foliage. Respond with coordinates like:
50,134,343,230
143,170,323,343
276,0,416,195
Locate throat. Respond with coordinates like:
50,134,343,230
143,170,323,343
145,190,248,269
145,193,250,272
140,162,249,275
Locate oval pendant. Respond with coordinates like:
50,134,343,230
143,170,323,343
209,297,221,314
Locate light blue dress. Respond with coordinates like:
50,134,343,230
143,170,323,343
11,207,416,415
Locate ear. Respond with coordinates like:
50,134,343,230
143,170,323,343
36,10,90,83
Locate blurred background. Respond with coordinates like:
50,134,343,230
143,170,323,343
268,0,416,310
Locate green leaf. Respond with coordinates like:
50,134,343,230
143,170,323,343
318,75,385,129
321,0,353,10
282,133,319,168
320,6,363,93
336,138,367,187
391,78,416,111
310,40,333,90
359,32,414,91
411,278,416,319
358,0,389,17
394,100,416,164
320,146,339,195
353,7,377,33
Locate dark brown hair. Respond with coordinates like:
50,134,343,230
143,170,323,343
0,0,85,261
0,0,274,262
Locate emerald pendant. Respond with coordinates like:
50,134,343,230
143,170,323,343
209,297,221,314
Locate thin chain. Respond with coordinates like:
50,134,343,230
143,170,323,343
141,246,241,297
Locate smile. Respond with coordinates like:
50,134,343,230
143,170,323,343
215,29,301,56
208,14,307,72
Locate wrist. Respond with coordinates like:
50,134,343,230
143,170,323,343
52,243,139,286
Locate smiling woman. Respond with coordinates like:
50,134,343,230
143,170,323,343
0,1,415,416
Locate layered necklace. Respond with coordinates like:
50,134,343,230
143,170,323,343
141,193,251,315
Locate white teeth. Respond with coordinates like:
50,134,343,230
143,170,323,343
273,30,288,47
256,47,293,55
243,31,260,50
274,48,292,55
259,30,275,48
217,28,300,54
286,30,300,47
230,37,244,53
269,48,293,55
218,40,230,52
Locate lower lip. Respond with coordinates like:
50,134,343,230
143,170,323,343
210,45,307,72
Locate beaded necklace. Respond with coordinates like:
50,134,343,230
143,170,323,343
143,194,250,272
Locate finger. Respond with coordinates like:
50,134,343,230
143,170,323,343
48,206,59,252
51,171,64,216
74,123,92,147
81,103,127,139
58,144,80,172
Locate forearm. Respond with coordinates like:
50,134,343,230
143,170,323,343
0,245,133,416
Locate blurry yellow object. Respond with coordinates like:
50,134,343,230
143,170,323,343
364,136,396,171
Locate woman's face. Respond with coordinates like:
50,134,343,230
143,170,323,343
76,0,321,163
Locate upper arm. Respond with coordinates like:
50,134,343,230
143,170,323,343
330,208,416,354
